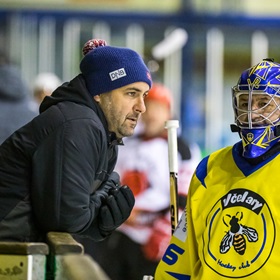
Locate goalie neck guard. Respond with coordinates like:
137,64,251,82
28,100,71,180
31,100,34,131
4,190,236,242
231,58,280,159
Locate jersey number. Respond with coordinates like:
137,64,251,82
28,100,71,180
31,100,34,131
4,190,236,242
162,243,185,265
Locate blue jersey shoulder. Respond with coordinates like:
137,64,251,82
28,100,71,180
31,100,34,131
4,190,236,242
195,156,209,188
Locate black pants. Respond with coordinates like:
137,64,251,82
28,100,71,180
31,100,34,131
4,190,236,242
77,231,158,280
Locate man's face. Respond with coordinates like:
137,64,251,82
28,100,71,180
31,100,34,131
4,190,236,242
94,82,149,138
235,92,280,128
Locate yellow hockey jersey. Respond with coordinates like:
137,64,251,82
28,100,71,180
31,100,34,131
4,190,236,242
155,142,280,279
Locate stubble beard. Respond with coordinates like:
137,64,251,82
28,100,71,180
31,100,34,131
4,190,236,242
118,120,136,138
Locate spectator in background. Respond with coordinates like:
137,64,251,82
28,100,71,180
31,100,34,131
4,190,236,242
90,82,201,280
33,72,62,105
0,51,38,144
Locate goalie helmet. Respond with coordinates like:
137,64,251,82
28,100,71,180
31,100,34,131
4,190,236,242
232,58,280,158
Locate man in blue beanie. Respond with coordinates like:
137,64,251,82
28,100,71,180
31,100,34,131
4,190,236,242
0,38,152,242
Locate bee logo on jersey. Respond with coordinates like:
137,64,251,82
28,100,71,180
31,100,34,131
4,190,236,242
203,188,275,278
220,212,258,256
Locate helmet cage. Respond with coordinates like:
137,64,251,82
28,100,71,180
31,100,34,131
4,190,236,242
232,85,280,130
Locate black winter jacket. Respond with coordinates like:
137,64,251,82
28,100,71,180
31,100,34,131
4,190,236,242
0,74,122,242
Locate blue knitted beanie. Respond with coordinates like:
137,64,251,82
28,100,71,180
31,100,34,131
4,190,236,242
80,39,152,96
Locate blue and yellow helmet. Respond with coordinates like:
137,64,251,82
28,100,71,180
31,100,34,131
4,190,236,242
232,59,280,158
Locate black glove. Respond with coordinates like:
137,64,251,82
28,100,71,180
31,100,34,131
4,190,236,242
91,172,121,215
98,185,135,236
79,172,134,241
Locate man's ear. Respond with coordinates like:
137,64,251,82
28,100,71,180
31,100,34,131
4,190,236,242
93,95,100,102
